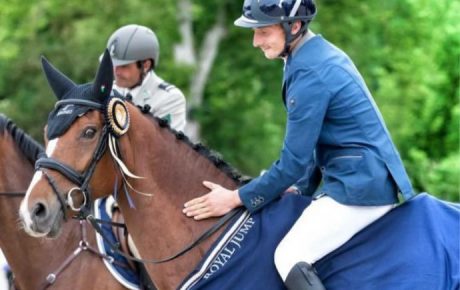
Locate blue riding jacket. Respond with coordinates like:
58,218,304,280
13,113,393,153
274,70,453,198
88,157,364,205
239,35,414,213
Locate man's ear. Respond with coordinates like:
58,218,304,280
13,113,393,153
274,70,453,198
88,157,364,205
144,59,153,73
291,20,303,34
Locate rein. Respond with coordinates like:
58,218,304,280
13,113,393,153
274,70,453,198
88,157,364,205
86,207,243,265
0,192,26,196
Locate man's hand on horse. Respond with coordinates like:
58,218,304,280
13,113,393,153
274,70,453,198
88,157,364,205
183,181,242,220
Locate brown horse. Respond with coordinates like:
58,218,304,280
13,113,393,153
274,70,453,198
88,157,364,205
0,114,130,290
20,51,460,290
19,52,264,290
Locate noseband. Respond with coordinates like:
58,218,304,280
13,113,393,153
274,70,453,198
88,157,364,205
35,99,108,218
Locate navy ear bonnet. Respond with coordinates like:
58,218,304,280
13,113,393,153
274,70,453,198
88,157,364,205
46,83,98,140
42,50,113,140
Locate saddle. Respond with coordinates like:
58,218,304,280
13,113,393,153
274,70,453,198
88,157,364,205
94,197,142,289
111,207,137,271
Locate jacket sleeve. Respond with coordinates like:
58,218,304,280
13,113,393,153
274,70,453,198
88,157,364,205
293,154,322,196
239,67,331,212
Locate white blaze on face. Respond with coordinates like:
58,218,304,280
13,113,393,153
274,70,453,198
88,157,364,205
19,138,59,236
46,138,59,156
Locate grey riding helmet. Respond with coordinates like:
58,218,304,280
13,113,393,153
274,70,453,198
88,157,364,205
234,0,317,57
234,0,317,28
106,24,160,68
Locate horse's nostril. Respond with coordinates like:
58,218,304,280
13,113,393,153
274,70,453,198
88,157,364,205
32,202,47,219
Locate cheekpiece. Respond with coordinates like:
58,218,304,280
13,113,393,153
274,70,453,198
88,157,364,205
106,97,130,136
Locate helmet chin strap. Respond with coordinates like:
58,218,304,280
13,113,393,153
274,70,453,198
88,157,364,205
279,22,307,58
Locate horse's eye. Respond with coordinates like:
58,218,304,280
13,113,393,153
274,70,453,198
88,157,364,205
82,127,96,139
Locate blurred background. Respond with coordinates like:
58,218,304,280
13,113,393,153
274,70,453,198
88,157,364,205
0,0,458,201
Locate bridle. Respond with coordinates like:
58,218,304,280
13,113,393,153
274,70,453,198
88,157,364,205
33,97,242,269
0,195,116,290
37,219,117,290
35,99,109,219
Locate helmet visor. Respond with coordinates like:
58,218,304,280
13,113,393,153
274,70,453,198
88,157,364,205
98,53,137,67
234,0,296,28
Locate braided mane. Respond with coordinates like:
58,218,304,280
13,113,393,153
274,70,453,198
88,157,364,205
142,111,251,186
0,114,44,165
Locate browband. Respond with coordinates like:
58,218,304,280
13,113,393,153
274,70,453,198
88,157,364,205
55,99,103,110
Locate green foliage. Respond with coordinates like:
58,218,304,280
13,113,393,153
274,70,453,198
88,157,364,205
308,0,460,200
198,21,286,176
0,0,187,137
0,0,458,201
407,149,460,201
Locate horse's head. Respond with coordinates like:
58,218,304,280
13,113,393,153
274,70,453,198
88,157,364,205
19,50,127,238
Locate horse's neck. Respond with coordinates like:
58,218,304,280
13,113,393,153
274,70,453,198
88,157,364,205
116,114,239,288
0,136,34,244
121,114,239,203
0,136,50,288
0,135,34,244
0,136,34,192
0,135,93,289
0,129,124,290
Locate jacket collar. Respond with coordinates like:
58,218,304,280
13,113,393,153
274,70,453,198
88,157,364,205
291,30,316,57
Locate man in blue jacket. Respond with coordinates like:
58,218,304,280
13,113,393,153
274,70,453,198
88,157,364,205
183,0,414,289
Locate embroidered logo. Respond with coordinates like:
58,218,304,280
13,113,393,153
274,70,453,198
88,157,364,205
203,217,256,280
109,40,117,58
250,196,265,207
56,104,74,116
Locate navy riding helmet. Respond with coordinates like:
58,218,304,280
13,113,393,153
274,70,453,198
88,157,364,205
234,0,317,55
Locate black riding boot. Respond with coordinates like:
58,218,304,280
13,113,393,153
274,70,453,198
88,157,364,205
284,262,326,290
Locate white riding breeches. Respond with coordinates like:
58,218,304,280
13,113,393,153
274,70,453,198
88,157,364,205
274,196,395,281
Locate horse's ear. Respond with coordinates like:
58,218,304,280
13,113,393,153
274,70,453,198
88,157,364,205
41,56,76,100
93,49,113,102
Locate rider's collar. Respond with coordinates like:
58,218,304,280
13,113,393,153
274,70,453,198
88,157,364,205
290,30,316,57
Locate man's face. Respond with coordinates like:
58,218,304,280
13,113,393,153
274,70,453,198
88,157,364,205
113,62,142,88
252,24,285,59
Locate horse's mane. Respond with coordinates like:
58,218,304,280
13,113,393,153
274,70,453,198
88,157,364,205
0,114,44,165
137,108,251,186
